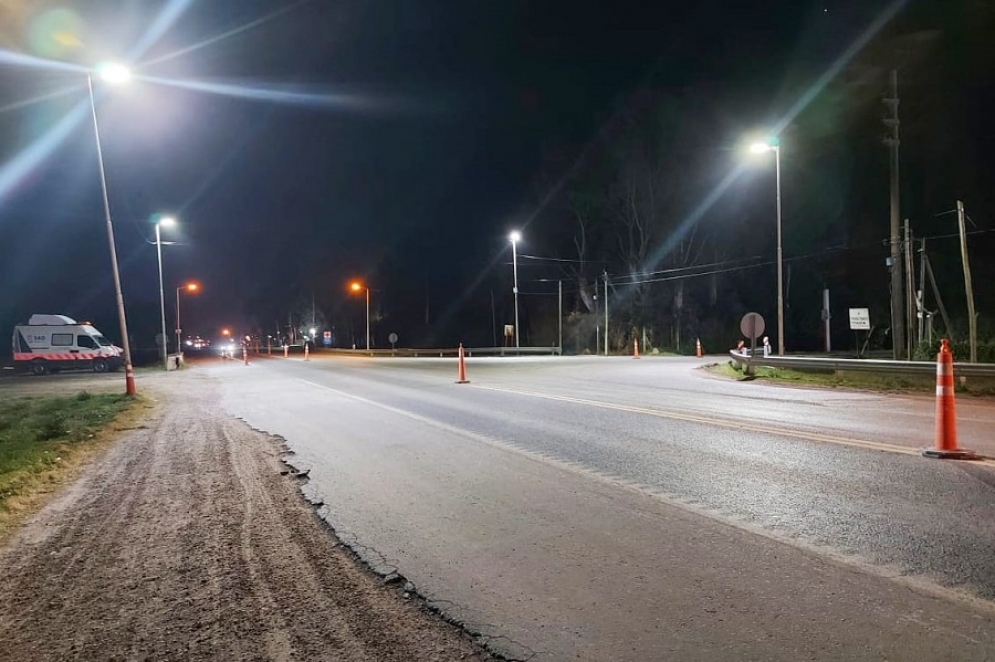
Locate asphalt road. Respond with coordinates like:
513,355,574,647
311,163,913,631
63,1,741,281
209,353,995,661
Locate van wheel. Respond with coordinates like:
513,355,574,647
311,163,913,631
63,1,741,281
92,358,108,373
31,360,48,376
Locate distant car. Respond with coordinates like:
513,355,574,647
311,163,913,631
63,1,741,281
219,340,238,359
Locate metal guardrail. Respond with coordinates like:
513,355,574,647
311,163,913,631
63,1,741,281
279,346,562,358
727,351,995,378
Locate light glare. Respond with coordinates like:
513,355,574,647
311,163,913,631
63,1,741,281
97,62,131,84
509,230,521,243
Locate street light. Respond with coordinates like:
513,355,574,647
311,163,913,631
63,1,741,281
349,281,370,351
509,230,521,349
175,282,199,358
154,215,176,370
748,138,785,356
88,62,136,394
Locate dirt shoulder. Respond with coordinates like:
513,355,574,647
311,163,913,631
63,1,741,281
0,369,491,662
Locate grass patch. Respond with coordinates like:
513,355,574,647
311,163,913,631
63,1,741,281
0,391,142,541
708,361,995,396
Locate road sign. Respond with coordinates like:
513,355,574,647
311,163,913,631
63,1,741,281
388,332,398,344
740,312,765,339
848,308,870,331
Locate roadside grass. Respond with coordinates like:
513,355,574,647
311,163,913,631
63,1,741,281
708,361,995,396
0,392,145,542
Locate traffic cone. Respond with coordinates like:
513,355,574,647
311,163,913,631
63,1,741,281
633,338,641,359
456,343,469,383
284,345,289,358
696,338,703,358
923,339,977,460
304,344,310,361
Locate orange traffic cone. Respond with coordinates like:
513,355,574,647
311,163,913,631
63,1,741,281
923,339,977,460
284,344,289,358
633,338,641,359
304,343,310,361
696,338,703,358
456,343,470,383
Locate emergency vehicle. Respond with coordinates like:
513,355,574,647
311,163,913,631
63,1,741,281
11,314,123,375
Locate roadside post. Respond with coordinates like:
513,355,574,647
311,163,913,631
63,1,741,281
740,312,765,377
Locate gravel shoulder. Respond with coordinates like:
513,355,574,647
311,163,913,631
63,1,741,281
0,368,491,662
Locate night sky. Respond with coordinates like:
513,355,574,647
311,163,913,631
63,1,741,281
1,0,992,356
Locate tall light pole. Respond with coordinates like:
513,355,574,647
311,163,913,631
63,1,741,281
349,281,370,351
749,138,785,356
509,231,521,348
176,282,199,359
154,215,175,370
88,62,136,394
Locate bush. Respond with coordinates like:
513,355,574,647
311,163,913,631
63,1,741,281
914,339,995,363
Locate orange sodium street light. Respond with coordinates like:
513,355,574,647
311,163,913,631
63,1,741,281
176,282,200,357
348,280,370,351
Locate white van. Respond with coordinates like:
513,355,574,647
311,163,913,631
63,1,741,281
12,314,123,375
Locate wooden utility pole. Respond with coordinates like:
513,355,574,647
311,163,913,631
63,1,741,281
904,219,915,357
957,200,978,363
884,70,906,358
558,279,563,354
923,252,952,339
917,238,927,344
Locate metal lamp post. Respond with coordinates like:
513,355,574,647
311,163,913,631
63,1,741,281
509,231,521,349
88,62,136,394
154,216,175,370
349,281,370,351
175,282,199,359
749,139,785,356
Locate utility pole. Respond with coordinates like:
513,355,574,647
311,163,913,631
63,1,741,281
904,219,915,357
957,200,978,363
884,70,906,359
558,279,563,355
917,238,927,345
923,252,952,339
603,270,609,356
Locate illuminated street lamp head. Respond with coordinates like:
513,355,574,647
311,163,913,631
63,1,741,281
185,282,199,293
97,62,131,84
349,281,363,293
749,137,779,154
222,328,231,336
159,215,176,227
509,230,521,243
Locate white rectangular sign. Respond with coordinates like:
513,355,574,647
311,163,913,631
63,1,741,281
848,308,870,331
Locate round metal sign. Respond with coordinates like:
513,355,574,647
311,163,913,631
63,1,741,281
739,312,766,339
388,332,398,344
